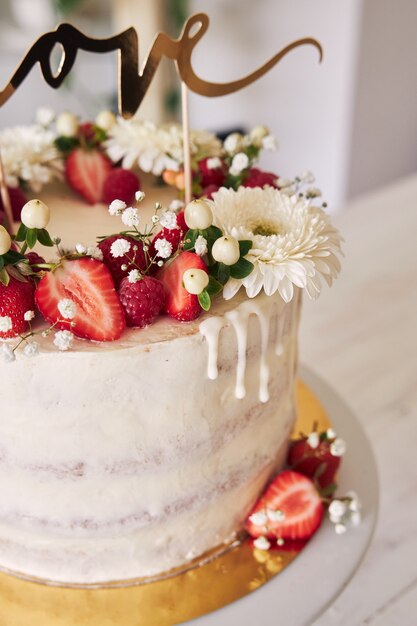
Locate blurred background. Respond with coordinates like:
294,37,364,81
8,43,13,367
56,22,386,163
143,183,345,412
0,0,416,209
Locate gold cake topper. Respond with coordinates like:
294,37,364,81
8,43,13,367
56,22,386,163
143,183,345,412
0,13,322,118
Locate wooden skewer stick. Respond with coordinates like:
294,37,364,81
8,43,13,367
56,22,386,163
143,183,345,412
0,149,14,234
181,81,192,205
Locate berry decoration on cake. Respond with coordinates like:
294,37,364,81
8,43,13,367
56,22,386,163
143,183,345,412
119,274,165,328
66,148,112,204
102,168,141,206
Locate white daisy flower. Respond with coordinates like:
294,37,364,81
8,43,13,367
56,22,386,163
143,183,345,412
53,330,74,351
58,299,76,320
209,187,343,302
154,238,173,259
110,238,131,258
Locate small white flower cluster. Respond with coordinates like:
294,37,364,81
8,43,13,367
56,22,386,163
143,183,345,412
108,192,145,228
223,126,277,156
57,298,76,320
75,243,103,261
248,507,286,551
0,315,12,333
306,428,347,457
53,330,74,351
0,124,64,192
159,210,177,230
328,492,361,534
278,171,323,203
154,238,172,259
110,238,131,259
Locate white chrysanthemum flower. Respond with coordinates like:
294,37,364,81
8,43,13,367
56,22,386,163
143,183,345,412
159,210,177,230
128,269,141,283
0,316,12,333
53,330,74,351
230,152,249,176
58,298,76,320
24,310,35,322
209,187,343,302
86,246,103,261
23,341,39,357
109,199,126,215
154,238,173,259
110,238,131,258
105,118,221,174
1,343,15,362
195,235,208,256
0,124,63,191
121,207,140,227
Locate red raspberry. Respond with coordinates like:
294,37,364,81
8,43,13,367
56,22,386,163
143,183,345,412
198,157,227,187
119,276,165,328
102,168,141,205
98,235,147,287
0,186,28,223
0,275,35,338
243,167,279,189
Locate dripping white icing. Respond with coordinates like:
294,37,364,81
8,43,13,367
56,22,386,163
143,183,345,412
199,297,278,402
275,308,286,356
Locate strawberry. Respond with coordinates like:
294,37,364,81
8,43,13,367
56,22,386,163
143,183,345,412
287,433,341,489
65,148,112,204
0,186,28,222
0,275,35,338
35,258,125,341
119,275,165,328
25,252,46,274
98,235,147,287
102,168,141,206
157,251,206,321
176,210,187,233
245,470,323,541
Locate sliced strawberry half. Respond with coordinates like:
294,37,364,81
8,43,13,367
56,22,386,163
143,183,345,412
157,251,206,322
35,258,125,341
245,470,323,541
66,148,112,204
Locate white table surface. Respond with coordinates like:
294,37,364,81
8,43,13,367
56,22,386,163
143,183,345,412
299,175,417,625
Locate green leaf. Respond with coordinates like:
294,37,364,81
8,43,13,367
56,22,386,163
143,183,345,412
54,135,79,153
25,228,38,249
206,275,223,297
37,229,54,247
14,222,28,243
3,249,25,265
198,290,211,311
320,483,338,498
0,267,10,286
217,263,230,285
238,240,253,257
183,229,199,251
230,257,254,279
0,257,4,271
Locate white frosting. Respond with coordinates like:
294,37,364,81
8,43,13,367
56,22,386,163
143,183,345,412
0,183,302,584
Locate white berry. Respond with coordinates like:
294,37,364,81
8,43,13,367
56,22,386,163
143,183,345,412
0,225,11,255
96,110,116,131
212,235,240,266
183,268,209,295
184,199,213,230
21,199,50,229
56,112,79,137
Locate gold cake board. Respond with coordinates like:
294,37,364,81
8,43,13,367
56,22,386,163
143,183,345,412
0,380,330,626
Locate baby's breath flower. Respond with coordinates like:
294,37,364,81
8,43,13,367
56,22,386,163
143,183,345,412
121,207,140,227
24,310,35,322
108,199,126,216
169,199,185,212
253,536,271,551
57,298,76,320
262,135,277,151
154,238,173,259
248,510,267,526
23,341,39,357
110,238,131,258
326,428,336,439
159,210,177,230
330,438,347,457
229,152,249,176
75,243,87,254
0,316,12,333
135,190,145,202
335,523,347,535
53,330,74,351
1,343,15,362
36,107,55,127
194,235,208,256
151,215,159,224
157,260,164,267
267,509,285,522
224,132,244,154
86,246,103,261
128,269,141,283
307,432,319,449
207,156,222,169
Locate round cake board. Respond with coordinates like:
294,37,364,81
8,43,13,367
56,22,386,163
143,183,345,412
0,366,379,626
